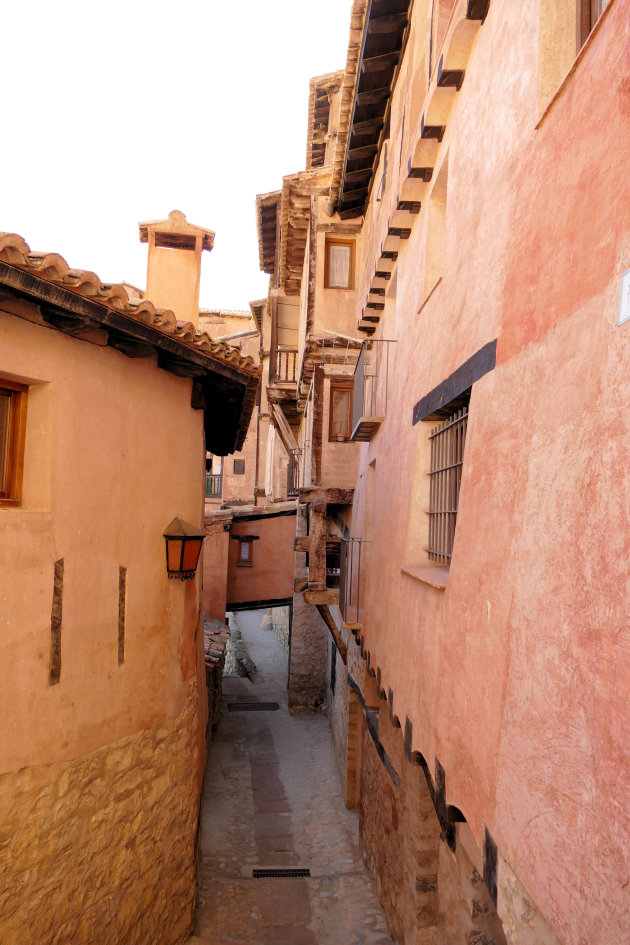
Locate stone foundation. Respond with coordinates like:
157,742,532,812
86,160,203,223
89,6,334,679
0,681,201,945
288,591,328,712
328,639,350,798
358,700,509,945
497,855,562,945
269,604,290,649
359,711,441,945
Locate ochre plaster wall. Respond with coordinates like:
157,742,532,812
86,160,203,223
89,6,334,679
202,526,229,621
343,3,630,945
0,303,207,943
319,372,360,489
226,514,295,606
312,197,360,340
220,408,259,504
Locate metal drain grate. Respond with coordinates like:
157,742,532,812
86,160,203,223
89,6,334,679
253,868,311,878
227,702,280,712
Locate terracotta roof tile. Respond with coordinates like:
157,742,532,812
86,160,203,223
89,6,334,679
203,617,230,668
0,232,259,377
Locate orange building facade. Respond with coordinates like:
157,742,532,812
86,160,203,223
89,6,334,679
0,219,259,945
257,2,630,943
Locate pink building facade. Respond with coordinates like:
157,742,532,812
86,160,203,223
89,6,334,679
257,2,630,943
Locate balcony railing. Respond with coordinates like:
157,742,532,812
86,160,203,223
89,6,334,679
275,345,298,384
287,448,301,497
339,538,365,625
205,474,222,498
351,340,396,442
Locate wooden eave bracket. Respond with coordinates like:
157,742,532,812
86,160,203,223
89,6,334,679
0,260,260,456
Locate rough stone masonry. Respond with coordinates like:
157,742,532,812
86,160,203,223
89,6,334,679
0,680,201,945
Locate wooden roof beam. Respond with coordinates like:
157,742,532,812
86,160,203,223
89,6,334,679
356,86,391,107
366,11,408,35
360,50,400,75
351,116,384,138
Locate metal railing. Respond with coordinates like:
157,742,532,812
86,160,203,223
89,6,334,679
287,448,301,497
205,474,222,498
339,538,365,625
275,345,298,383
352,339,396,433
427,406,468,565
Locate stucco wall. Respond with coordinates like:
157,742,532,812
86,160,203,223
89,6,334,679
343,3,630,945
220,408,259,504
226,513,295,606
202,525,229,621
0,300,207,943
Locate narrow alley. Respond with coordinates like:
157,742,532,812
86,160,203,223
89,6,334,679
192,610,395,945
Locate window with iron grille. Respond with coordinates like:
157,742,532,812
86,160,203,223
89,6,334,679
233,459,245,475
427,396,469,566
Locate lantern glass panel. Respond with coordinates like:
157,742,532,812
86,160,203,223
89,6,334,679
182,538,203,571
167,539,183,572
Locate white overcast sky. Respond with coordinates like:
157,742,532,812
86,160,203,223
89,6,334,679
2,0,354,311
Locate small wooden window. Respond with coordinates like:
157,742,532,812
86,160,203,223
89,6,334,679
324,239,355,289
0,379,28,506
233,459,245,475
237,539,253,567
329,380,353,441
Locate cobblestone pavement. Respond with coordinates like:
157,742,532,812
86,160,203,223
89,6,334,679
192,609,396,945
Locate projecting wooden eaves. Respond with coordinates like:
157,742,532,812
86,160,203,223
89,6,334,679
279,167,331,296
0,233,261,455
256,191,281,275
337,0,413,219
306,71,344,169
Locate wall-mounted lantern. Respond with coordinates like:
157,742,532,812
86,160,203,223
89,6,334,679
163,517,206,580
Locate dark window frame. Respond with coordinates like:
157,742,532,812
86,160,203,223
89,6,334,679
426,392,470,567
0,378,28,507
233,459,245,475
237,538,253,568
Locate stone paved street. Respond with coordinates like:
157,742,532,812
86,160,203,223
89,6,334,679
191,609,396,945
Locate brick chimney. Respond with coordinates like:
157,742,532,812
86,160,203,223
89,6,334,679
138,210,214,328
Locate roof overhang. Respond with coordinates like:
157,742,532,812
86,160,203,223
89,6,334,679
279,167,331,296
331,0,414,219
306,71,344,169
0,241,260,455
256,191,281,274
249,299,266,333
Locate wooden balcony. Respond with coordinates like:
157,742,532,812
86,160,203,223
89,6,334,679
274,345,298,386
351,340,396,441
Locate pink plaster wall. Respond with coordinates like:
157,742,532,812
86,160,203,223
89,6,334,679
0,304,206,776
226,514,295,606
344,3,630,944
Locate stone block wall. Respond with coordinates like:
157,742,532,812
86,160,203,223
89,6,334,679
359,712,441,945
358,703,509,945
327,639,350,799
288,591,329,712
0,681,201,945
269,605,290,649
497,855,562,945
